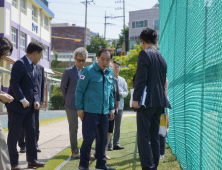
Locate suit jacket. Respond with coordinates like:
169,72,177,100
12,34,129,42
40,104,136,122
60,65,79,109
133,47,171,109
6,56,39,114
36,64,45,103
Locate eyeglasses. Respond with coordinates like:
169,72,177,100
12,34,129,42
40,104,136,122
75,59,86,63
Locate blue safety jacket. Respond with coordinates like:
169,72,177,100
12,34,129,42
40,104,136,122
75,61,114,114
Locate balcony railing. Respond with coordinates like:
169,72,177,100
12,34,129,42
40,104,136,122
21,7,26,14
32,15,37,23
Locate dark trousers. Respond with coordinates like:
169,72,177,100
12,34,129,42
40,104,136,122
159,135,165,155
7,109,37,165
137,107,162,170
79,112,109,168
18,109,40,148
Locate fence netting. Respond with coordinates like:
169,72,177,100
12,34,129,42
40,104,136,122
159,0,222,169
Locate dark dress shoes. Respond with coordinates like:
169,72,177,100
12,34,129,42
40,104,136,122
19,147,26,153
113,145,125,150
11,164,22,170
36,147,41,152
28,161,45,168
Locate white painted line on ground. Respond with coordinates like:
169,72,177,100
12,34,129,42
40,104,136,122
55,156,71,170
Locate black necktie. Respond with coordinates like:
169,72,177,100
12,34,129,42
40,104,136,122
31,63,36,80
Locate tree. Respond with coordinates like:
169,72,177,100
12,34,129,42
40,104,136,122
117,26,129,53
51,51,61,68
114,44,142,89
114,44,142,110
87,34,111,56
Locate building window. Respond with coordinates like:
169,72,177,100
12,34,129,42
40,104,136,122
132,21,135,29
40,12,43,26
44,16,49,30
132,20,148,29
144,20,148,27
32,5,37,23
20,0,26,14
136,21,143,28
154,19,159,30
67,31,70,38
44,45,48,60
11,27,17,48
12,0,17,8
67,46,70,52
20,32,26,52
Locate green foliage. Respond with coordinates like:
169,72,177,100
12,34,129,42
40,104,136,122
50,85,64,110
117,25,129,52
114,44,142,89
87,34,111,55
114,44,142,110
51,51,61,68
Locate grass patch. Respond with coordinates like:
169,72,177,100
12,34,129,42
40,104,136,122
38,138,83,170
51,68,66,80
3,116,67,134
59,117,181,170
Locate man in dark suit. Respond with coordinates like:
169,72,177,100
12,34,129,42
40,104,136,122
132,28,171,170
18,64,45,153
6,42,45,170
60,47,87,159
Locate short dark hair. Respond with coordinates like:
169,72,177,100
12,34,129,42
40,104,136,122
113,61,121,66
0,37,13,59
140,28,157,44
98,48,113,59
26,42,45,54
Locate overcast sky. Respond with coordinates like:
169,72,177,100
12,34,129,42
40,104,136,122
48,0,158,39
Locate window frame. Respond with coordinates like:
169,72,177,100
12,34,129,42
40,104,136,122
67,46,70,52
132,20,149,29
32,5,38,23
153,19,160,31
44,15,49,31
12,0,17,8
20,0,26,15
44,45,48,60
19,32,26,52
132,21,135,29
11,27,17,49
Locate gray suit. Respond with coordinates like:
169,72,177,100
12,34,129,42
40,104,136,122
60,65,79,152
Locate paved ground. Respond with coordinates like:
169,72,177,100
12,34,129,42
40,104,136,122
2,110,136,169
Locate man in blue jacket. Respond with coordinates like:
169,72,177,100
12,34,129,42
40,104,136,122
75,48,115,170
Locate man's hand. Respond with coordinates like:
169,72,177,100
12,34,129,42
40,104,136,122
132,101,141,109
34,102,40,110
109,110,115,121
115,108,118,114
119,89,122,96
78,110,84,120
40,102,44,106
22,100,30,108
0,93,14,103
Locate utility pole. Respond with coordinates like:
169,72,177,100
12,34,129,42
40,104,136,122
123,0,125,53
81,0,94,48
115,0,126,53
104,11,115,39
104,11,106,39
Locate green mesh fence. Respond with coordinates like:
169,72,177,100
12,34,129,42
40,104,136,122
159,0,222,169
